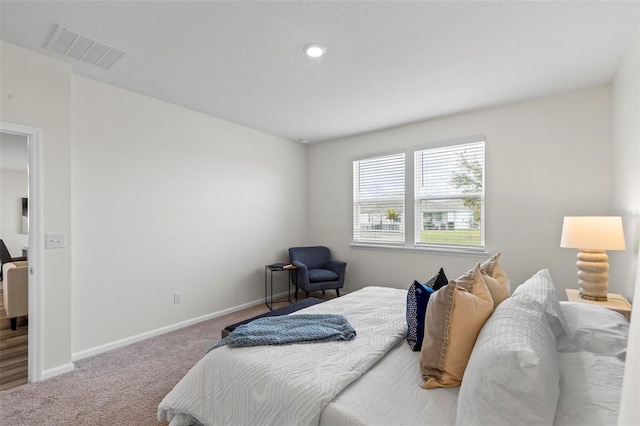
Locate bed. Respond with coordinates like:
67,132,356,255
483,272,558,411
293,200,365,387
158,263,631,426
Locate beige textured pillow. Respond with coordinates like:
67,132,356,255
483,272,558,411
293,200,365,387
420,263,494,389
477,252,510,308
478,252,502,275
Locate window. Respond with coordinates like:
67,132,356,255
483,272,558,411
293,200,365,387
353,152,405,244
352,136,485,252
415,140,485,249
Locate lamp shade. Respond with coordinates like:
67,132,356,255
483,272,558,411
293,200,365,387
560,216,626,250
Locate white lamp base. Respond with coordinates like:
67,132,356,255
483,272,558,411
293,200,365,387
576,249,609,301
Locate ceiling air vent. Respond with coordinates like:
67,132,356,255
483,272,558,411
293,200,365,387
44,25,126,70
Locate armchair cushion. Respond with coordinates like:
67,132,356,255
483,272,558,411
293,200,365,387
309,269,339,282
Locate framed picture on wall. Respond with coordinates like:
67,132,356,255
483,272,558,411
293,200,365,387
21,197,28,234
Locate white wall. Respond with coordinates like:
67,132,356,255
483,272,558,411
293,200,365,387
70,76,308,354
308,86,612,294
0,169,28,254
611,28,640,301
1,41,309,373
0,41,73,373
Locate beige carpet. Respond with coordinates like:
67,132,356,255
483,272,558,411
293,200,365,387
0,301,279,425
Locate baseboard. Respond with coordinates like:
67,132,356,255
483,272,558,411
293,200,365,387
71,290,290,363
41,362,75,380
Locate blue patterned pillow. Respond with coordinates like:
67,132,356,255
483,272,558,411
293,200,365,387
428,267,448,292
406,268,448,351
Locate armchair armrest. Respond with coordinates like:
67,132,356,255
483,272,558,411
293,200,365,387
291,260,308,272
291,260,311,291
3,260,28,273
0,256,26,280
3,261,29,319
327,259,347,275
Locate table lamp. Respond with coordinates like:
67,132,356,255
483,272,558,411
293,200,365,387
560,216,626,301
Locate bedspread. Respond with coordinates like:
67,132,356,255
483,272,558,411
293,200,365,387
158,286,407,426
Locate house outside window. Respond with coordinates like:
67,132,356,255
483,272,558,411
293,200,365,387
415,140,485,249
352,152,405,244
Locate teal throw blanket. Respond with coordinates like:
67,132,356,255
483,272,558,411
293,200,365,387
212,314,356,350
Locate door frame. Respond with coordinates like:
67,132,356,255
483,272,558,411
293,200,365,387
1,121,43,382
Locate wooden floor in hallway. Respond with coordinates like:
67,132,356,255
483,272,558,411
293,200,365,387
0,288,28,391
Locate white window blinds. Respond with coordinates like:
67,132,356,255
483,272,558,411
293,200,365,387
353,152,405,244
414,140,485,249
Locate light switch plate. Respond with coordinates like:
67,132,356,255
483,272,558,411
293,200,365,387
45,233,66,249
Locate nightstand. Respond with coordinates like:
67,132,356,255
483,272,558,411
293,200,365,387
565,288,631,320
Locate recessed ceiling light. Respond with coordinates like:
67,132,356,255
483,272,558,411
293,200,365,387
304,44,325,58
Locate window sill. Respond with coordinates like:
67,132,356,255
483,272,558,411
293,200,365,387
350,242,488,257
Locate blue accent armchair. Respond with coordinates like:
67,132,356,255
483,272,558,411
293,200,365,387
288,246,347,298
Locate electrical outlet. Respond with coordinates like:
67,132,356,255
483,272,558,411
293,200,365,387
173,292,182,304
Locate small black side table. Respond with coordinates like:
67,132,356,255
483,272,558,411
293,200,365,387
264,265,297,310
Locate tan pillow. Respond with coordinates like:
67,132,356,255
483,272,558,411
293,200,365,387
476,252,510,308
420,263,494,389
478,252,502,275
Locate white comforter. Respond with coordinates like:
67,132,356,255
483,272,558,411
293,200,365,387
158,286,407,426
320,340,459,426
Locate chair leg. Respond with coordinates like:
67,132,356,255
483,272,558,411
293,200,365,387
10,317,17,331
305,291,310,299
336,289,340,297
322,290,325,295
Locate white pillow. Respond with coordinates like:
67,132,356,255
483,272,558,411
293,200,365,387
554,352,625,426
456,296,560,426
560,301,629,357
512,269,569,349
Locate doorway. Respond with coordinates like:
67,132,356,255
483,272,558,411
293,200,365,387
0,132,28,389
0,122,43,386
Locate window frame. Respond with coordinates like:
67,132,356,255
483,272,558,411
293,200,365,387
352,150,406,246
351,135,487,255
413,138,485,251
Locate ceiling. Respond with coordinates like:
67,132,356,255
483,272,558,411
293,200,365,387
1,1,638,143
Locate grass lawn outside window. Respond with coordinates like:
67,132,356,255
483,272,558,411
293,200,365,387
419,229,481,246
